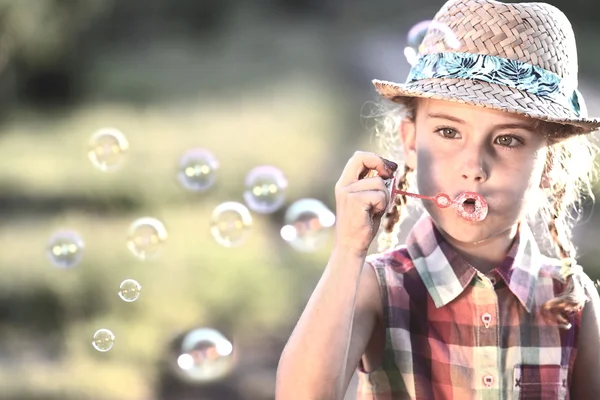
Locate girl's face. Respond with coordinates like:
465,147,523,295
401,99,548,244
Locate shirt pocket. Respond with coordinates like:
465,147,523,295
513,364,569,399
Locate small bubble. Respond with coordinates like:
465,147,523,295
87,128,129,171
210,202,252,247
243,166,288,214
92,329,115,352
127,217,168,260
280,198,335,252
177,148,219,192
176,328,235,382
404,20,461,66
118,279,142,302
47,230,84,268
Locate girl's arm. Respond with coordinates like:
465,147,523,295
570,279,600,398
276,152,395,399
275,251,382,400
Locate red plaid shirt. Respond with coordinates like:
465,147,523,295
357,215,595,399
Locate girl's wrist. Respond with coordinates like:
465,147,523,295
330,244,368,265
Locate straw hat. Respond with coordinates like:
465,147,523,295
373,0,600,134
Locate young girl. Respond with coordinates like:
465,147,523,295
276,0,600,399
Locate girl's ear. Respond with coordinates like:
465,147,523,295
400,118,417,170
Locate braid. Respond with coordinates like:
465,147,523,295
541,189,588,329
377,165,412,252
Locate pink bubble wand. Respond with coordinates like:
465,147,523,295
387,177,488,222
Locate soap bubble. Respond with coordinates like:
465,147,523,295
47,230,84,268
404,20,461,66
176,328,235,382
127,217,168,260
92,329,115,352
118,279,142,302
87,128,129,171
210,202,252,247
177,148,219,192
280,198,335,252
243,166,288,214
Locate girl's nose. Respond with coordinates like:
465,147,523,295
460,148,489,183
462,168,487,182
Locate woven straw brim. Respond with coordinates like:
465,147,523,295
373,78,600,135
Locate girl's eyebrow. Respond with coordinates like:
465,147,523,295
427,113,536,132
427,112,466,124
492,123,536,133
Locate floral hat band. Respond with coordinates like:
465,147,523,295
372,0,600,134
406,52,584,118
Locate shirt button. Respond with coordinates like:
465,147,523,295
489,276,497,286
481,313,492,328
483,374,494,387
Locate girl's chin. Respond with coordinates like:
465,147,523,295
431,213,506,245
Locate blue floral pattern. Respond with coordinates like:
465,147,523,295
406,52,581,116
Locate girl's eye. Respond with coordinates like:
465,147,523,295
494,135,522,147
436,127,459,139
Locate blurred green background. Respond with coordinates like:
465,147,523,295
0,1,599,399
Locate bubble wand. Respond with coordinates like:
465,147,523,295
386,174,489,222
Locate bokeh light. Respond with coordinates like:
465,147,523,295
87,127,129,172
177,148,219,192
118,279,142,302
210,202,253,247
92,329,116,352
175,328,235,383
280,198,336,252
404,20,461,66
46,230,84,269
243,166,288,214
126,217,168,260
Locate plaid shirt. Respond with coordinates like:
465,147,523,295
356,215,595,400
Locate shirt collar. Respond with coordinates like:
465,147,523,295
405,214,542,312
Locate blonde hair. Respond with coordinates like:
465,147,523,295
366,97,599,329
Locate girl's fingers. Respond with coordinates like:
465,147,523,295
339,176,391,214
337,151,398,187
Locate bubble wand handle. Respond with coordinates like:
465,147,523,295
389,178,453,208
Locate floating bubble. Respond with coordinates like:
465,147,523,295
92,329,115,352
280,198,336,252
87,128,129,171
404,20,461,66
127,217,168,260
176,328,235,382
177,148,219,192
47,230,84,268
210,202,252,247
118,279,142,302
243,166,288,214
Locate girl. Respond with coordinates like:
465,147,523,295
276,0,600,399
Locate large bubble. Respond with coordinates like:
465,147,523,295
280,198,336,252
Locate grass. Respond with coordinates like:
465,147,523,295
0,80,344,398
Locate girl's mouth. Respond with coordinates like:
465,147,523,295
454,192,488,222
463,198,476,213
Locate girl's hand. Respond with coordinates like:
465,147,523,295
333,151,397,257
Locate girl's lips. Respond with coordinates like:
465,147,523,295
453,192,488,222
